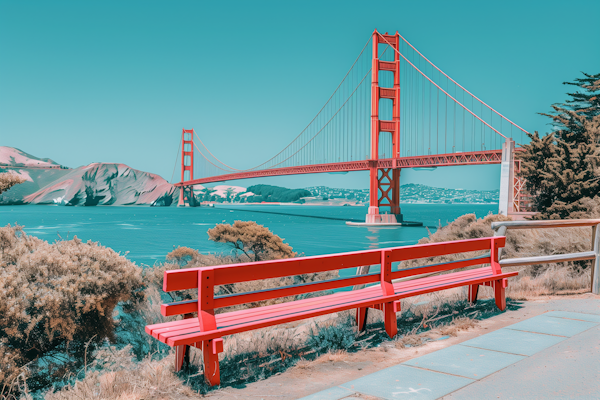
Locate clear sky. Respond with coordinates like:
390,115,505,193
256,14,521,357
1,0,599,190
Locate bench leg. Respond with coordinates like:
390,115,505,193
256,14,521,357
383,302,398,338
202,338,223,386
494,279,508,311
174,345,188,372
356,307,368,331
174,312,194,372
468,284,479,305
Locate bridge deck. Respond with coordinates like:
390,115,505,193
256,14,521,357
177,149,513,186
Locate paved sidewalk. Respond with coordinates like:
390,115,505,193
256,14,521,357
300,300,600,400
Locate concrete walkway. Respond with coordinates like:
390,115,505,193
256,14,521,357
300,300,600,400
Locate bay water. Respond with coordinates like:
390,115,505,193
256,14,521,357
1,204,497,269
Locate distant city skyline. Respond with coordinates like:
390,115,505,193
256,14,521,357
2,0,599,190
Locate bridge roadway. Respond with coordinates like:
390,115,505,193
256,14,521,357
177,149,512,186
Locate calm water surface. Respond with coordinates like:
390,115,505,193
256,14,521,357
1,204,496,267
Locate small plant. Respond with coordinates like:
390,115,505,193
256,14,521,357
306,318,357,351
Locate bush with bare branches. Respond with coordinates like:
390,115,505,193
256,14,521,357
207,220,296,261
0,224,145,394
0,172,26,194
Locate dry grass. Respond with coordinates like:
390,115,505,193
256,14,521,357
408,213,594,296
506,266,591,299
308,350,348,365
44,347,198,400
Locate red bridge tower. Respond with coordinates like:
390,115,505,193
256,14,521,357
177,128,197,207
367,30,403,224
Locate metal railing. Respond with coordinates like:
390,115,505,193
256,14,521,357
491,219,600,294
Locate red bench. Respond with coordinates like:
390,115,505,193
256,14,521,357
146,236,516,386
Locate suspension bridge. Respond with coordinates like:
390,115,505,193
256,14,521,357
173,30,531,224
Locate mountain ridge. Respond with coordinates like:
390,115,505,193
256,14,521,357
0,147,177,206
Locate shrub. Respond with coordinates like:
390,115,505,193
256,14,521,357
306,317,357,351
0,225,145,393
0,172,26,194
207,220,296,261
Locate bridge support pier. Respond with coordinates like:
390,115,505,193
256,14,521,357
177,187,185,207
366,165,404,224
499,138,515,216
177,185,198,207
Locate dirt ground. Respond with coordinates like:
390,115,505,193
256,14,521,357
204,293,600,400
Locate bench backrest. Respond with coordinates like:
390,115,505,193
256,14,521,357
161,236,505,317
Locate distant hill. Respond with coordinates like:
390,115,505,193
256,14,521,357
0,146,64,168
306,184,499,204
23,163,176,206
246,185,312,203
0,147,176,206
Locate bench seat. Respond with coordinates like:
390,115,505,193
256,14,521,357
146,266,517,347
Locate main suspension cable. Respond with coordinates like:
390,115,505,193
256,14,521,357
377,32,508,140
396,32,529,135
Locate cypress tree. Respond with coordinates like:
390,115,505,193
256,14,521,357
520,72,600,219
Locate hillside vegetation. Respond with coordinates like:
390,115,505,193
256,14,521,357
245,184,311,203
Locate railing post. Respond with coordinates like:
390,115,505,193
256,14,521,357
592,224,600,294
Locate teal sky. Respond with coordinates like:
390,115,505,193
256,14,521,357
1,0,599,190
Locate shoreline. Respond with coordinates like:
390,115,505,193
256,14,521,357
1,202,501,207
214,202,500,207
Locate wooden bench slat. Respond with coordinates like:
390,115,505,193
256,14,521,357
390,254,490,280
213,272,381,309
156,288,385,341
161,299,198,317
388,237,504,263
163,250,382,292
162,270,390,317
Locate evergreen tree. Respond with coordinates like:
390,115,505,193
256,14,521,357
520,72,600,219
564,72,600,118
